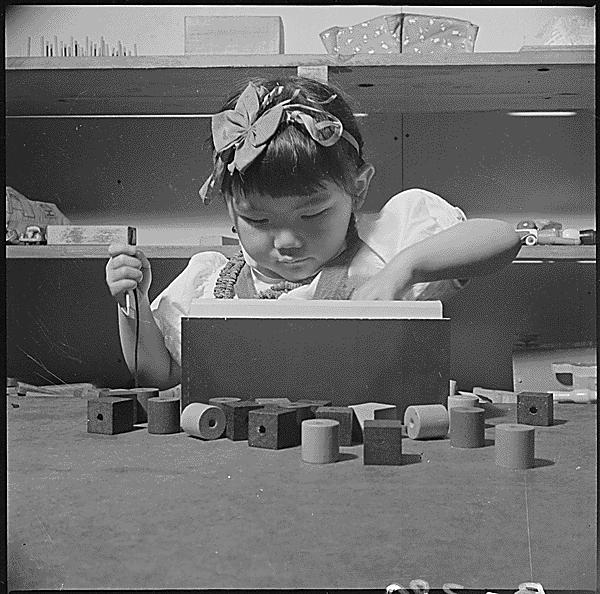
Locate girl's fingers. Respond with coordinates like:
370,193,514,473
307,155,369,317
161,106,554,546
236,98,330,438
135,249,151,271
108,253,143,270
107,266,144,285
108,278,139,296
108,242,137,258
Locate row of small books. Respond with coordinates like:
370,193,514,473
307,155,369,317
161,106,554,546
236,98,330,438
29,36,138,57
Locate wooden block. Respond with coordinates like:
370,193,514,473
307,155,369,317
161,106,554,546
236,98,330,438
315,406,355,446
495,423,535,469
297,65,328,83
181,403,226,440
184,16,284,55
517,392,554,426
254,397,292,407
17,381,94,397
223,401,263,441
104,389,142,424
296,399,332,414
248,408,299,450
82,387,111,400
350,402,398,428
363,420,404,466
46,225,136,245
87,397,134,435
208,397,241,409
302,419,339,464
449,407,485,448
279,402,315,442
147,397,181,434
132,388,160,423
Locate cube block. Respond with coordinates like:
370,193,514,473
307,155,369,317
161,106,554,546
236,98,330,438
87,397,134,435
363,420,404,465
280,402,315,442
248,408,299,449
517,392,554,426
315,406,355,446
223,401,264,441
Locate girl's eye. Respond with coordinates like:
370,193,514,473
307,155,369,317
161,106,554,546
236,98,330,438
301,209,328,220
241,216,269,225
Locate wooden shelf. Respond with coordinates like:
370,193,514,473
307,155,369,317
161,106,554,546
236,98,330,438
5,244,240,259
6,244,595,261
515,245,596,262
5,50,595,115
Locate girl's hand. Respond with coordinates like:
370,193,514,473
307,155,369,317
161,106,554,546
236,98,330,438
105,243,152,302
351,265,414,301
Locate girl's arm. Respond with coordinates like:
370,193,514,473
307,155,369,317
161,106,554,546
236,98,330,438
118,295,182,390
352,219,521,300
106,243,181,389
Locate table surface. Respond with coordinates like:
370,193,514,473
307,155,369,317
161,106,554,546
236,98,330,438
7,394,597,591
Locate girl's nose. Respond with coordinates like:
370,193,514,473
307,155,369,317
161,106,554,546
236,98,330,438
273,229,303,251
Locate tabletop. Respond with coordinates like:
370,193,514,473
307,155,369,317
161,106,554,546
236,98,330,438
6,394,597,591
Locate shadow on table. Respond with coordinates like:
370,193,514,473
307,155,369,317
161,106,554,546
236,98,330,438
534,458,554,468
401,453,422,465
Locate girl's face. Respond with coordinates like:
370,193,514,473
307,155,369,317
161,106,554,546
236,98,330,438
227,181,356,281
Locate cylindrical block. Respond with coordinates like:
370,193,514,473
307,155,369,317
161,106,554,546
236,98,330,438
147,397,181,434
133,387,159,423
447,394,479,430
404,404,449,440
181,403,226,440
301,419,339,464
450,407,485,448
495,423,535,469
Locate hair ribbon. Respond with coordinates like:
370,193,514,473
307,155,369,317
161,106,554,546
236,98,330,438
200,82,359,204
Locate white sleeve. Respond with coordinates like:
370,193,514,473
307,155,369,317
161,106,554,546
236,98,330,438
359,188,469,300
150,251,228,365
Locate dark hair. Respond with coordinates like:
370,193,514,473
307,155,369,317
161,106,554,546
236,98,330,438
212,76,365,201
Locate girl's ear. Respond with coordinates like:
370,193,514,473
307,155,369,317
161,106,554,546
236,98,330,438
352,162,375,210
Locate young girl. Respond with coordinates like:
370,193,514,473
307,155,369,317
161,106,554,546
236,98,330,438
105,75,520,390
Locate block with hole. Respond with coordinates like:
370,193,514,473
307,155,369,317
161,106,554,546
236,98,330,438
181,403,226,440
517,392,554,426
87,397,134,435
248,408,299,449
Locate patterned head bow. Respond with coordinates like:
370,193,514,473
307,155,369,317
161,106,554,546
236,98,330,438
199,82,360,204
